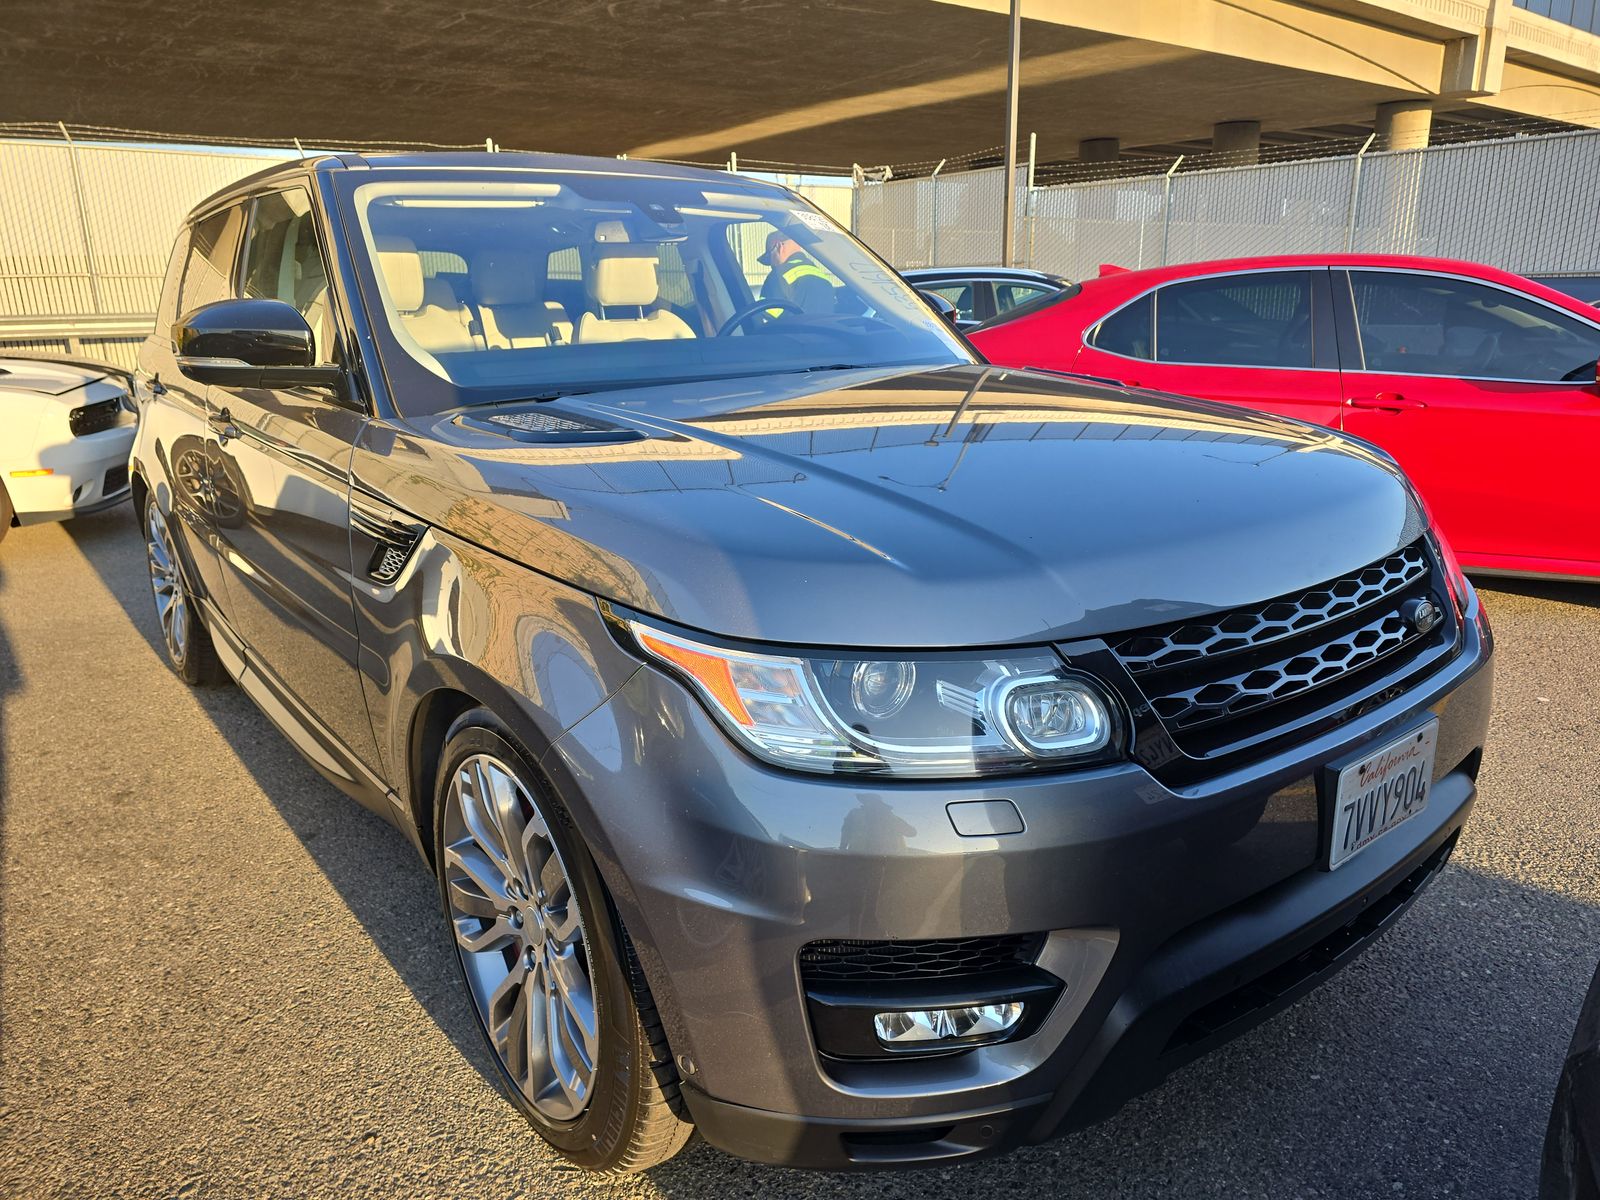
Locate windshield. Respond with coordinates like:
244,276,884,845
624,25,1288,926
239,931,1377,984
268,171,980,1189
340,169,971,414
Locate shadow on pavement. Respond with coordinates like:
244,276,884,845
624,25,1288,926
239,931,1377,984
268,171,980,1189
1475,573,1599,610
61,506,504,1095
0,552,18,1033
48,505,1597,1198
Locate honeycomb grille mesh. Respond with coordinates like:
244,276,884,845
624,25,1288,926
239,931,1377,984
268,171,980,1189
1115,545,1429,675
799,934,1044,983
488,411,597,434
371,545,409,583
1149,609,1420,731
1111,540,1447,752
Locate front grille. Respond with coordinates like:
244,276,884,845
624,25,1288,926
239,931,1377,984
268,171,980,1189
69,399,122,437
103,465,129,495
1112,541,1448,757
799,934,1045,984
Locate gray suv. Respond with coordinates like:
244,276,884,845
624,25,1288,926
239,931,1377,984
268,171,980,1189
131,152,1493,1173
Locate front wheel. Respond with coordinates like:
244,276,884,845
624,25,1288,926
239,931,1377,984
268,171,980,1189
143,492,224,685
434,709,692,1172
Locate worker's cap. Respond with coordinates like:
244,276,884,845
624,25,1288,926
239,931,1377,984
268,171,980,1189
756,229,791,267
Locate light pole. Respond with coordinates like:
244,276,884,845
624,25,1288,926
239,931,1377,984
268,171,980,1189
1000,0,1022,266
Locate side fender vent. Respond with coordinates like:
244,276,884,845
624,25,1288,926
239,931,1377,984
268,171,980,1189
351,501,423,584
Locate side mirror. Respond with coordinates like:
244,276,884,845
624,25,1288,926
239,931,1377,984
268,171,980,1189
174,298,346,394
917,288,961,328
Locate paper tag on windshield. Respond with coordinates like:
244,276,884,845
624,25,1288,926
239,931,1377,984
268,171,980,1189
794,211,832,231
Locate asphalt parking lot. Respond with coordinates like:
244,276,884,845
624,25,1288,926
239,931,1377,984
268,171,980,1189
2,505,1597,1200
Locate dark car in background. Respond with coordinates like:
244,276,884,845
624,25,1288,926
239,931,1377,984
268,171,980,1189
132,152,1492,1173
902,265,1070,329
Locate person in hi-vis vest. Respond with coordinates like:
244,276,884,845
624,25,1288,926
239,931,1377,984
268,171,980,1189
757,229,836,314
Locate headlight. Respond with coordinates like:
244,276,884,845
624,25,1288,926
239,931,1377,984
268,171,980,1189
625,620,1120,778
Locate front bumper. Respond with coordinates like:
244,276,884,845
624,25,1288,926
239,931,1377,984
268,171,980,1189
9,426,135,524
541,599,1493,1170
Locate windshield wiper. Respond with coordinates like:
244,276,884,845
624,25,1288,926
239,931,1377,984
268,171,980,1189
486,387,595,406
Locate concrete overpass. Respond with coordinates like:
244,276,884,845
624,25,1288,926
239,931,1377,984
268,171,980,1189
6,0,1600,168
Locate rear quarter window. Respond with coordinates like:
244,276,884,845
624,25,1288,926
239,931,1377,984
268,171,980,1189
1091,293,1153,359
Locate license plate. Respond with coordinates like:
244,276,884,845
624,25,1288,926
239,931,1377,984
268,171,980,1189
1329,720,1438,870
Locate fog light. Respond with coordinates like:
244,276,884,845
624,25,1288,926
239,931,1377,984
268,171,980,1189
872,1001,1025,1047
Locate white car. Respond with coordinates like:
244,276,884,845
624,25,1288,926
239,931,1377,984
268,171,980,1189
1,357,137,543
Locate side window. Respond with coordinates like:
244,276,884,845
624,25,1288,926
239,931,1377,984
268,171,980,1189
1092,293,1153,360
1155,272,1314,368
1350,271,1600,382
177,206,245,315
241,188,335,363
925,283,978,324
996,282,1055,313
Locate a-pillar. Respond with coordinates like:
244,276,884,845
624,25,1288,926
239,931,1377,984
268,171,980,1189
1375,100,1433,151
1213,120,1261,163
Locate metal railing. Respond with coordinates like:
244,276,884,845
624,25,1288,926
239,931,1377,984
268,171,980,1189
853,125,1600,281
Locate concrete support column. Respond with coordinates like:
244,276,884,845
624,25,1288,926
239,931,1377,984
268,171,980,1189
1078,137,1120,163
1213,120,1261,163
1375,100,1433,151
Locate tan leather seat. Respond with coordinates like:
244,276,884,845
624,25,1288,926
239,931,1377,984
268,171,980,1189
577,248,695,343
472,250,572,349
374,237,478,354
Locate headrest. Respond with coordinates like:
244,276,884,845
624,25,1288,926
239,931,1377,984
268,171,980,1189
421,276,458,309
472,251,544,306
587,248,659,307
374,236,424,312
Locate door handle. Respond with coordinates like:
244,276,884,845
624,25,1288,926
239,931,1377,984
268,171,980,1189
207,408,241,443
1347,392,1426,413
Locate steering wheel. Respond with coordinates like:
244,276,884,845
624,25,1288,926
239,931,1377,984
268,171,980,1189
716,298,801,337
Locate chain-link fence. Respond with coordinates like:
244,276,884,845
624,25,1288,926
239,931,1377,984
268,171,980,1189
854,126,1600,281
0,137,293,367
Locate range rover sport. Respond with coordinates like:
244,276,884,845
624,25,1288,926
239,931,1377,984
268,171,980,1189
131,152,1493,1172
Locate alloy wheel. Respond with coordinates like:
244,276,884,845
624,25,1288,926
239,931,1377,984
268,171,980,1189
442,753,599,1122
145,502,189,664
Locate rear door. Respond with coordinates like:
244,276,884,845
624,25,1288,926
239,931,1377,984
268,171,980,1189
1336,268,1600,571
1075,268,1345,428
206,184,382,775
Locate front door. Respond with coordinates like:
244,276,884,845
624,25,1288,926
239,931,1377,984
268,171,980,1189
1075,268,1346,429
1337,268,1600,573
144,205,247,616
207,186,382,777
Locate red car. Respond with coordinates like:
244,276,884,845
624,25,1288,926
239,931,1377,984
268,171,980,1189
971,254,1600,581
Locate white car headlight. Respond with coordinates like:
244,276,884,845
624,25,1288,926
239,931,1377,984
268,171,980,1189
626,620,1120,778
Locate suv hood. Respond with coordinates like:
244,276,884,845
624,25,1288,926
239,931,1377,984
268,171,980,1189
360,365,1425,648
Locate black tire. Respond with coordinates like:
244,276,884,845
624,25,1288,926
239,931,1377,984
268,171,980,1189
142,491,225,686
433,708,692,1172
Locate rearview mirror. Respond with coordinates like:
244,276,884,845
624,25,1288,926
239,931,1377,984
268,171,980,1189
917,288,960,327
174,298,346,393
